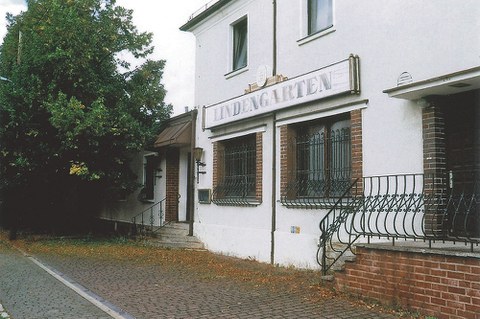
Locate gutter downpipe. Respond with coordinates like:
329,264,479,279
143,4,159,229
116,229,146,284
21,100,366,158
189,109,198,236
270,0,277,265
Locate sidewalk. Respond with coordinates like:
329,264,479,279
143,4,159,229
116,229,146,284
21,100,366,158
1,236,409,319
0,241,112,319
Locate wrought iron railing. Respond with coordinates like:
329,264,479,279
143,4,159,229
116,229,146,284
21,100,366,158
131,198,167,236
317,178,362,275
317,171,480,274
281,176,352,209
211,176,259,206
281,125,351,208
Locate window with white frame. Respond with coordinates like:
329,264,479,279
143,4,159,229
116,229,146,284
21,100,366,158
308,0,333,35
232,17,248,71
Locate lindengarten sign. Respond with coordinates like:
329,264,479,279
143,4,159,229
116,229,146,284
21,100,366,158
204,55,360,129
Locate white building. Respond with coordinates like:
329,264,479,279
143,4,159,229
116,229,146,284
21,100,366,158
180,0,480,269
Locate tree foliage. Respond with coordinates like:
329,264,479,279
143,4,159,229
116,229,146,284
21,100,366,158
0,0,171,231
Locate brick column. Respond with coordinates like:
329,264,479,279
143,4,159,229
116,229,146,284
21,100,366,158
422,100,447,235
279,125,296,199
279,125,288,198
255,132,263,202
165,148,179,222
350,109,363,193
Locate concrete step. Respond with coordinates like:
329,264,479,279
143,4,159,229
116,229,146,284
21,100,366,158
141,222,204,250
156,223,189,236
156,234,202,243
144,238,205,250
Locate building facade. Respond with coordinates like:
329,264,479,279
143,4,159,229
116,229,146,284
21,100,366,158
99,111,197,232
181,0,480,269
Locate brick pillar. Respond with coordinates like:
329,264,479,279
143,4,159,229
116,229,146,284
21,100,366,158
279,125,288,198
350,109,363,193
422,100,447,235
255,132,263,202
212,141,224,198
165,148,179,222
279,125,296,199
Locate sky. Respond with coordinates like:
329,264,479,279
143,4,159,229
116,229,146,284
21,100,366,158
0,0,202,115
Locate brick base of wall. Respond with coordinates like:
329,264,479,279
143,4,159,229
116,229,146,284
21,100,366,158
335,245,480,319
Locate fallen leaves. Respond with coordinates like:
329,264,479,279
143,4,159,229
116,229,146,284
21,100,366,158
0,232,425,318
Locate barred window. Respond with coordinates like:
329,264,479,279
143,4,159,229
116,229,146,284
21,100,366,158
212,133,261,206
283,115,351,204
297,119,350,197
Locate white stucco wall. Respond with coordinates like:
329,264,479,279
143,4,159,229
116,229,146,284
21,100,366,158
178,147,190,221
99,151,166,225
185,0,480,269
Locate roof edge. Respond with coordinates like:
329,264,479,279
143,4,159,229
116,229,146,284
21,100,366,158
180,0,234,32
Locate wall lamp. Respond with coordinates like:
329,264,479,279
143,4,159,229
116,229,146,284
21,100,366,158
193,147,206,183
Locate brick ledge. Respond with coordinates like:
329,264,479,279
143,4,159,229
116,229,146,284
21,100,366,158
356,242,480,259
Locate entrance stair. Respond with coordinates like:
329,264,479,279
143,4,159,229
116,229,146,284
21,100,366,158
142,222,205,250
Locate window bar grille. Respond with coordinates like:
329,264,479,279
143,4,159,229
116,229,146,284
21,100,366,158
212,139,258,206
282,127,351,208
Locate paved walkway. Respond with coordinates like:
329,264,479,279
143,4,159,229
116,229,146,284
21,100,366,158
0,241,112,319
0,239,399,319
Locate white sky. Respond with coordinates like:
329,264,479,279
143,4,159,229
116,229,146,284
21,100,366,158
0,0,202,115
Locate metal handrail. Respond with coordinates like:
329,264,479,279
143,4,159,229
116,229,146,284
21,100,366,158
188,0,221,21
131,199,166,236
131,194,181,236
317,178,361,275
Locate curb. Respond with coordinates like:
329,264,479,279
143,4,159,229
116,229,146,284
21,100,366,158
9,243,136,319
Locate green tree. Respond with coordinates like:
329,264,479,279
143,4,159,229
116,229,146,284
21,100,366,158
0,0,171,233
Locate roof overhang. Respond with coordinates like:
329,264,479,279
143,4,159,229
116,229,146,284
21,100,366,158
383,66,480,100
154,121,192,149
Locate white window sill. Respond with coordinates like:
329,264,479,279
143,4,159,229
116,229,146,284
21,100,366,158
224,66,249,79
297,27,336,46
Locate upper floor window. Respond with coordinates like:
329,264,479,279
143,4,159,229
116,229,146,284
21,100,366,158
308,0,333,35
232,17,248,71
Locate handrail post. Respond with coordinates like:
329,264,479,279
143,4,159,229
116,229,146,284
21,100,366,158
320,220,328,275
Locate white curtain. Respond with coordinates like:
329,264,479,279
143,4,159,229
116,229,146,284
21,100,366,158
309,0,333,34
233,20,247,70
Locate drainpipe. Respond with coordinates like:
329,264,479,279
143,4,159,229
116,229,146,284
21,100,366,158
270,0,278,265
272,0,277,76
189,109,198,236
271,113,277,265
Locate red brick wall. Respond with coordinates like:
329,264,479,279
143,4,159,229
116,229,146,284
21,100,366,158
336,246,480,319
255,132,263,201
279,125,289,198
350,109,363,188
422,102,447,234
165,148,179,222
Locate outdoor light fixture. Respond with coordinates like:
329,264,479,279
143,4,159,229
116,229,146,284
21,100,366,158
155,168,163,179
193,147,206,183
